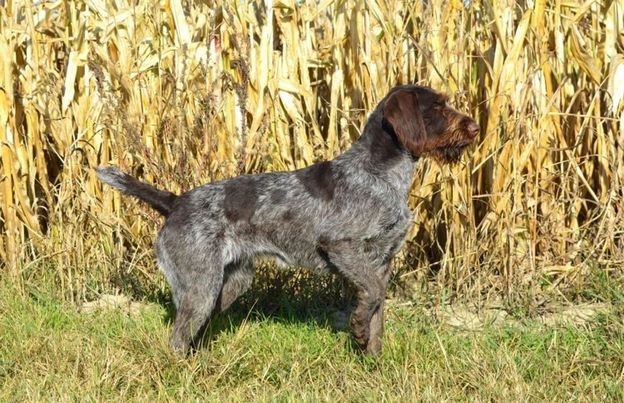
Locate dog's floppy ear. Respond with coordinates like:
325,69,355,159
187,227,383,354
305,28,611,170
382,90,427,156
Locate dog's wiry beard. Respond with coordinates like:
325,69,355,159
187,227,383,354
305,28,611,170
430,144,468,164
428,127,474,164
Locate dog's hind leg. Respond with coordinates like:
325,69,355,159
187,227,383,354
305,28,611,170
165,253,225,354
169,276,223,354
215,258,254,314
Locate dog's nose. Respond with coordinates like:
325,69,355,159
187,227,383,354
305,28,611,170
467,121,480,138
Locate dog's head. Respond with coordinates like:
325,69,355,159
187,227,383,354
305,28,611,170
382,86,479,164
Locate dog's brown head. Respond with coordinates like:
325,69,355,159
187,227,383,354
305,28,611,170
382,86,479,164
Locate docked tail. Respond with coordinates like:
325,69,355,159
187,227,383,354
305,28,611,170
96,166,178,216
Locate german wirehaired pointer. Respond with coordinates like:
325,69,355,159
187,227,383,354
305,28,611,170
97,85,479,355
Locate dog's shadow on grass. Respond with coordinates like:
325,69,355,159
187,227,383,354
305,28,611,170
153,268,357,350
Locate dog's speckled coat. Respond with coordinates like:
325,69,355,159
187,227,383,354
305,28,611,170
96,85,479,355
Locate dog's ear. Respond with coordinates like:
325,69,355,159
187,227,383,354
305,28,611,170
382,90,427,156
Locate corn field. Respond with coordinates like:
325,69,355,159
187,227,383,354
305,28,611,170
0,0,622,303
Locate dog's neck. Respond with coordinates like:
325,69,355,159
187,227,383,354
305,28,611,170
337,113,417,200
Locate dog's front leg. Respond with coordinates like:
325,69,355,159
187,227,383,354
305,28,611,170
318,240,387,354
366,263,392,355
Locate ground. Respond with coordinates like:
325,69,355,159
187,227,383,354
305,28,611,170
0,274,622,401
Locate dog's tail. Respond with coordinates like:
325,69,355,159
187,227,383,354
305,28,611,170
96,166,178,217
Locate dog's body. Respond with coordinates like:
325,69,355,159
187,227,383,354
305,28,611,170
97,85,479,355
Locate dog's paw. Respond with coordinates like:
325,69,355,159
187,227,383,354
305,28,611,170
350,320,370,350
170,334,191,356
365,335,382,356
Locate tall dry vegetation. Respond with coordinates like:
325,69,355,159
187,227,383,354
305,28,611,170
0,0,622,304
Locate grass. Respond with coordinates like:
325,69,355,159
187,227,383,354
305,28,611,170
1,274,623,401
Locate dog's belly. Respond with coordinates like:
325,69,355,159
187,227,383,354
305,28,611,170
252,230,407,274
254,243,329,272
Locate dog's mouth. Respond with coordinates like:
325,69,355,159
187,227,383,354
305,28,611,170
430,137,474,164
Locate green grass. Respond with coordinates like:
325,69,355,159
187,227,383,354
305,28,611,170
1,278,623,402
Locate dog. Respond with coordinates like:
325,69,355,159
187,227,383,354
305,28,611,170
96,85,479,355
